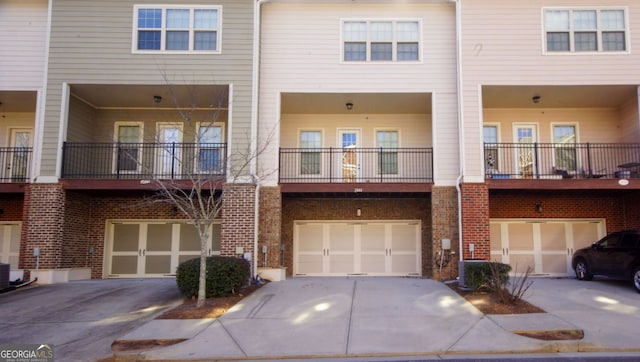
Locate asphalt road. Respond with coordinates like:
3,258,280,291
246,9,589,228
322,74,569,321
0,278,181,362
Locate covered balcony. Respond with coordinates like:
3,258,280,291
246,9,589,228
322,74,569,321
60,84,229,189
0,90,36,191
278,92,434,193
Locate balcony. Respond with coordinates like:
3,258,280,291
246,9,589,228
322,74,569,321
61,142,227,181
279,148,433,186
0,147,32,183
485,143,640,180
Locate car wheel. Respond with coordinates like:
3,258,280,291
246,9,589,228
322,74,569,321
575,258,593,281
633,268,640,293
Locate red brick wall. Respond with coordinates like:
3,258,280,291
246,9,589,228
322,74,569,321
21,184,65,270
281,196,432,277
62,191,91,269
624,192,640,230
258,186,281,267
490,190,627,233
461,183,490,260
221,184,255,263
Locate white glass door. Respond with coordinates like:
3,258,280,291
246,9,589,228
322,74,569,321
514,124,537,178
156,123,183,177
8,129,32,181
338,129,360,182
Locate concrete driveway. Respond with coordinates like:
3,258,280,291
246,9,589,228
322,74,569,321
0,278,181,362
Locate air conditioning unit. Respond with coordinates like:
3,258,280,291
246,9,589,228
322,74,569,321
458,259,488,289
0,263,9,290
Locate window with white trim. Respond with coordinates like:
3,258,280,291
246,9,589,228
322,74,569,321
483,125,499,175
377,130,399,175
134,5,221,52
114,122,143,173
197,123,224,174
300,131,322,175
544,8,627,52
343,20,420,62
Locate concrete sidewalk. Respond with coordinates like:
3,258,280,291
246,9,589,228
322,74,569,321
114,277,640,361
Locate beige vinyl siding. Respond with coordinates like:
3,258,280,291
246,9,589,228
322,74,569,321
484,108,624,144
280,114,432,148
259,2,458,186
67,96,97,143
460,0,640,179
619,95,640,143
0,0,48,89
41,0,254,178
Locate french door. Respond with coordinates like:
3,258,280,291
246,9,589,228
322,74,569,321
338,129,360,182
7,129,32,181
513,124,537,178
156,123,183,176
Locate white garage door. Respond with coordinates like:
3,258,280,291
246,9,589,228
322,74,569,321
0,223,21,269
490,219,606,277
106,221,221,278
293,220,421,277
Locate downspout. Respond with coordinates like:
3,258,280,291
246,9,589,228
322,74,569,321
453,0,465,263
252,0,270,278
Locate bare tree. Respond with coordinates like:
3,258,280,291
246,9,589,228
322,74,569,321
128,84,274,307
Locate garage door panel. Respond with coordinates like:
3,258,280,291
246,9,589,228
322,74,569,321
113,224,140,252
297,254,323,274
509,254,535,272
542,254,567,274
361,224,385,252
392,254,418,274
540,223,566,251
329,255,355,274
147,224,173,251
298,224,323,252
329,224,355,251
361,255,385,273
145,255,171,274
111,256,138,275
508,224,534,251
490,223,502,252
391,224,417,252
573,223,600,250
180,225,201,251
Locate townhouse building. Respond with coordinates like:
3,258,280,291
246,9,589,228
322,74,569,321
3,0,640,283
459,0,640,277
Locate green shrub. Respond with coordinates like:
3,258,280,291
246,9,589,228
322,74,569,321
464,261,511,292
176,256,251,298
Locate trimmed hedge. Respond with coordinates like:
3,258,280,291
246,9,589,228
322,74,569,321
176,256,251,298
464,261,511,292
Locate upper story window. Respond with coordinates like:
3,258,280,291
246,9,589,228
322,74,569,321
544,8,627,53
342,20,420,62
134,5,221,53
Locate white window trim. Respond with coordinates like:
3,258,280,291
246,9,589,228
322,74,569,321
374,128,400,176
132,4,222,54
340,18,423,63
195,122,225,175
483,123,501,175
113,121,144,174
541,7,630,55
297,129,324,177
550,122,580,172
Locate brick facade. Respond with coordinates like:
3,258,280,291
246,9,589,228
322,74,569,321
490,190,629,233
460,183,489,260
221,184,255,262
431,186,458,280
258,186,282,267
21,184,65,271
281,196,432,277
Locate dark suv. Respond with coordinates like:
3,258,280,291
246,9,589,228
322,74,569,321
572,230,640,293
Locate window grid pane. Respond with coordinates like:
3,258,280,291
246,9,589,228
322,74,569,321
603,32,625,51
396,22,419,41
195,9,217,29
370,22,392,41
371,43,392,61
344,22,367,41
397,43,418,61
167,9,189,28
601,10,625,30
345,43,366,61
138,31,161,50
545,10,569,30
547,32,570,51
574,32,597,52
139,9,161,28
167,31,189,50
483,126,498,143
300,131,321,175
573,10,596,30
195,32,217,50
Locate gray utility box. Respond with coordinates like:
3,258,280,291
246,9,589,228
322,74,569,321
458,259,488,288
0,263,9,289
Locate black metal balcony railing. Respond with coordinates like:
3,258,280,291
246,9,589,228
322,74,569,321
279,147,433,183
0,147,32,182
484,143,640,179
62,142,227,179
